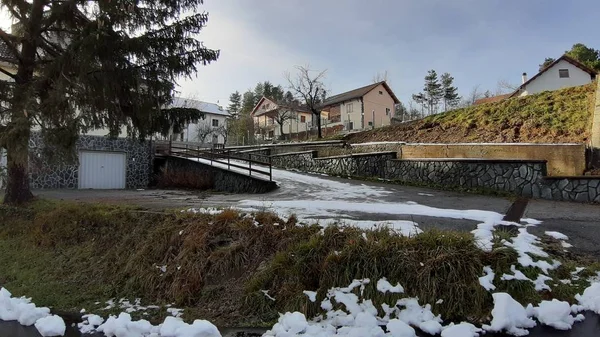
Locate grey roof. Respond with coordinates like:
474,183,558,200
320,81,400,107
169,97,230,116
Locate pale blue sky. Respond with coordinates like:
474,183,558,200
1,1,598,106
177,0,599,106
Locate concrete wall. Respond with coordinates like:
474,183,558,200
400,143,585,176
521,60,594,96
363,83,395,128
316,142,585,177
164,156,277,193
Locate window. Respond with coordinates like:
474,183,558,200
346,103,354,113
559,69,570,78
212,119,219,127
265,103,270,109
368,121,373,126
386,108,390,116
300,115,306,123
379,90,383,95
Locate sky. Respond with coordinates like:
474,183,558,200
1,0,599,107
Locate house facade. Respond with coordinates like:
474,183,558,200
320,81,400,132
514,55,597,97
251,97,314,140
166,98,230,145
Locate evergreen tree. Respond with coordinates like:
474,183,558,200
227,91,242,118
394,102,408,120
566,43,600,71
423,70,443,115
440,73,460,111
0,0,218,204
240,90,257,115
539,58,555,71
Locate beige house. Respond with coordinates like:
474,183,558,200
320,81,400,131
251,97,315,140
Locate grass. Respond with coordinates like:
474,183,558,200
346,82,597,144
0,199,598,327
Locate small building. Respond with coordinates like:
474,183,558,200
167,98,230,145
251,97,314,140
319,81,400,131
513,55,597,97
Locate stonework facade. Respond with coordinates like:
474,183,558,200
271,151,396,178
29,133,153,189
270,151,600,203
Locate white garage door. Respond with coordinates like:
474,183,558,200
79,151,126,189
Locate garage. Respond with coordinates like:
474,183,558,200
79,151,126,189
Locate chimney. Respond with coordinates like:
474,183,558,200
521,72,528,84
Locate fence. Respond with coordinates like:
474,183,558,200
157,141,273,181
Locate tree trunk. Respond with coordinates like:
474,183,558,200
316,112,322,139
3,123,33,204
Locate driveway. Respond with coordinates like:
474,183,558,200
35,167,600,258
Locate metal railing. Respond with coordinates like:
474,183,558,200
161,141,273,181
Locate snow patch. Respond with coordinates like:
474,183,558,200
34,315,66,337
534,299,581,330
377,278,405,294
479,266,496,291
483,293,536,336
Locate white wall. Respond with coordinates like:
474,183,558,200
182,113,228,144
520,60,594,96
337,98,363,130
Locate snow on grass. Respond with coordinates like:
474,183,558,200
482,293,536,336
575,282,600,314
0,287,64,336
533,299,584,330
440,323,482,337
303,291,317,302
501,265,531,281
96,313,221,337
167,307,184,318
34,315,66,337
479,266,496,291
264,280,443,337
377,278,405,294
185,207,222,215
504,228,561,274
545,231,569,240
78,314,104,334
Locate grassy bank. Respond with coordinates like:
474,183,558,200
0,200,598,327
346,82,597,144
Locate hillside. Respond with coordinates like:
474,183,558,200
345,82,597,144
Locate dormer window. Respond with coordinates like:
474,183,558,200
559,69,570,78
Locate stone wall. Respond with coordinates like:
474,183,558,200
271,151,397,178
164,156,277,193
385,159,547,197
29,133,153,189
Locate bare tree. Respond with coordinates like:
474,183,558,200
496,79,519,95
372,70,391,85
466,85,483,106
285,65,327,138
196,124,214,143
273,108,296,140
214,125,228,145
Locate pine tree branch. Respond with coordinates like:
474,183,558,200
0,29,22,62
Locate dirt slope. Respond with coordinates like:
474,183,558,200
346,82,597,144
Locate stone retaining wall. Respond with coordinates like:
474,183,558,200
29,133,152,189
164,156,277,193
385,159,547,197
271,151,397,178
270,150,600,203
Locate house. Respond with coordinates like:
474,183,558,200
250,97,314,140
475,55,597,105
167,98,230,144
512,55,597,97
0,40,152,190
319,81,400,131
